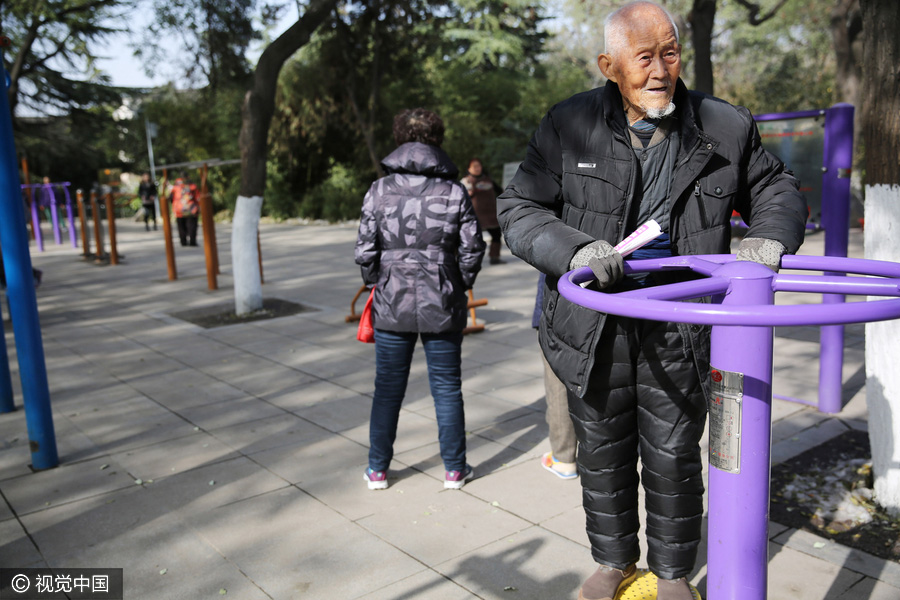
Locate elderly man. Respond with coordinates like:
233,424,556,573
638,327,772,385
497,2,807,599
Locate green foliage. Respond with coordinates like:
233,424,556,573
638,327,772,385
711,0,836,113
297,162,368,221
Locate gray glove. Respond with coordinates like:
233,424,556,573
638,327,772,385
736,237,786,271
570,240,624,290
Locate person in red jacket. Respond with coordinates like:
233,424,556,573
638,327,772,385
169,176,200,246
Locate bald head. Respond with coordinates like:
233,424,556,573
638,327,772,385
604,1,679,59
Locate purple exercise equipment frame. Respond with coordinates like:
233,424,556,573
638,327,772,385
21,182,78,252
756,105,855,414
558,255,900,600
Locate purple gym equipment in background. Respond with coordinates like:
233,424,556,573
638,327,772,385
755,104,855,414
21,182,78,252
558,255,900,600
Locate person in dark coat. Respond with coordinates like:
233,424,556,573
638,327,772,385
355,108,486,492
496,2,807,599
461,158,504,264
138,172,158,231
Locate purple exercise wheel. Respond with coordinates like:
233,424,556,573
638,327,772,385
557,254,900,600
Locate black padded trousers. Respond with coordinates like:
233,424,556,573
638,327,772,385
567,315,708,580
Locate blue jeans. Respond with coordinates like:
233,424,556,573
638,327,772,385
369,329,466,472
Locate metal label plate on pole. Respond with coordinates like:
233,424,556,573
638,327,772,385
709,367,743,474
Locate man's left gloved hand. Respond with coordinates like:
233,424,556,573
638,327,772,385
736,237,787,271
569,240,624,290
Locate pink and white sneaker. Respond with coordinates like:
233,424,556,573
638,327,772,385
444,464,473,490
364,468,388,490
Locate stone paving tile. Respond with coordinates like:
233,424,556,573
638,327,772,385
0,517,43,566
771,418,852,465
262,379,368,412
249,432,368,486
192,487,426,600
479,375,547,408
110,430,239,481
470,410,549,454
124,369,247,411
772,527,900,590
2,455,135,517
433,525,593,600
766,541,862,600
51,517,272,600
174,395,287,430
356,486,532,567
207,412,331,456
462,458,583,525
71,410,195,454
18,483,175,562
834,578,900,600
355,568,480,599
137,455,291,516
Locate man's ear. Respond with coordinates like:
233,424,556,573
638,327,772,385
597,53,616,82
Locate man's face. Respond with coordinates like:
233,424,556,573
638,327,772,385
597,10,681,124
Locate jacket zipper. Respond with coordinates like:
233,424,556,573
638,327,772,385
694,180,709,230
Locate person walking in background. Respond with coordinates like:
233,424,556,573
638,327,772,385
355,108,485,492
497,2,807,599
169,175,199,246
533,273,577,480
461,158,505,264
138,172,158,231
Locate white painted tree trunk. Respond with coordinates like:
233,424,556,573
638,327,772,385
864,183,900,517
232,195,264,315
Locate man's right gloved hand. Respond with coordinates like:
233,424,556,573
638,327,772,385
569,240,624,290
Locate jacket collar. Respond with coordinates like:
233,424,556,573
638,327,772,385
602,78,701,154
381,142,459,179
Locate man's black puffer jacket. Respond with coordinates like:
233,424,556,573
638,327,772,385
497,79,807,398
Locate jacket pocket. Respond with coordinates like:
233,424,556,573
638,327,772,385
561,153,630,212
696,167,738,229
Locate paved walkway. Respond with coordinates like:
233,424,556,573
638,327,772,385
0,218,897,599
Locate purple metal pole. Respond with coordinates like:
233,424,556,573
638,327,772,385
706,261,775,600
63,184,77,248
45,184,62,245
30,195,43,251
818,103,854,414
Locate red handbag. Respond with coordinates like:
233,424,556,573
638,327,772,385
357,287,375,343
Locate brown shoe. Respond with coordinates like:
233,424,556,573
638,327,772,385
657,576,694,600
577,563,637,600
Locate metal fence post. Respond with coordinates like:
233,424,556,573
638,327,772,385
0,47,58,469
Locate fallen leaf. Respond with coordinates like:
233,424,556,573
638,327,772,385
209,480,216,486
134,479,143,485
159,569,167,575
504,586,517,591
813,542,826,549
491,501,501,507
100,464,109,470
219,589,227,595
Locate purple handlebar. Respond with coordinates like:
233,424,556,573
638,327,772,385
559,255,900,327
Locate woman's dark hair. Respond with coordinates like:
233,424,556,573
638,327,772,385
393,108,444,147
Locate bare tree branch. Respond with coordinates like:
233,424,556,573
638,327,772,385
732,0,790,26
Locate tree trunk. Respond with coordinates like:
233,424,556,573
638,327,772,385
861,0,900,517
830,0,862,106
689,0,716,95
233,0,336,314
